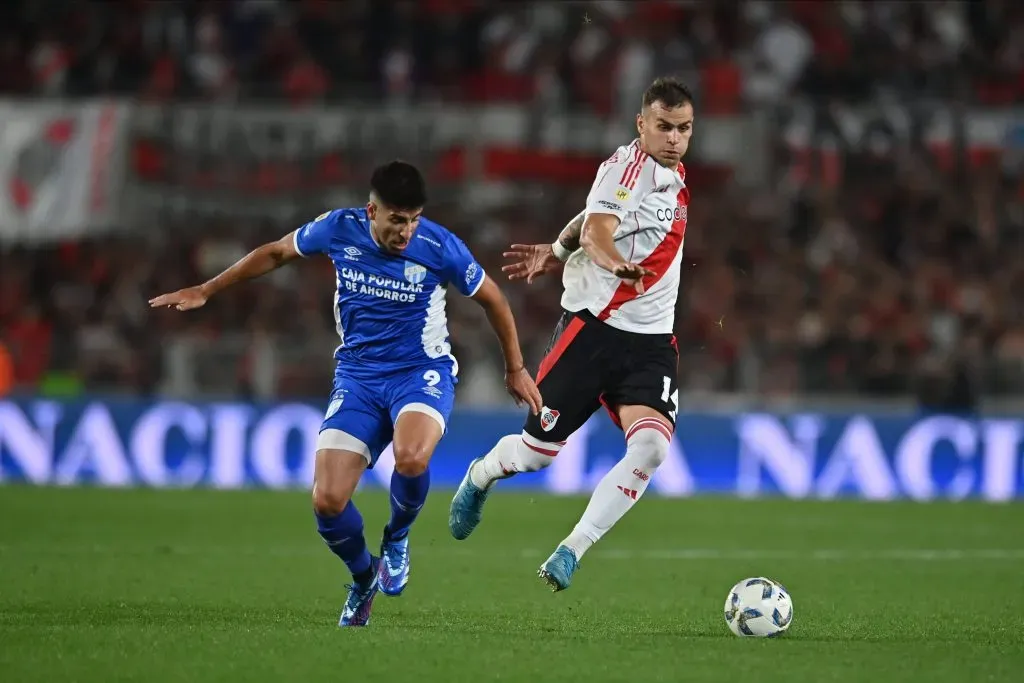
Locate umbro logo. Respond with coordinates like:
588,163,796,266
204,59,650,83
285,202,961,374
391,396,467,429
343,246,361,261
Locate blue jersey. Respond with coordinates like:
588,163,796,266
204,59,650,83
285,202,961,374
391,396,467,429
293,207,485,376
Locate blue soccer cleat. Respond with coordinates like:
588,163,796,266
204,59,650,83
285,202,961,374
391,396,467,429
537,545,579,592
338,558,380,627
449,457,491,540
377,535,410,596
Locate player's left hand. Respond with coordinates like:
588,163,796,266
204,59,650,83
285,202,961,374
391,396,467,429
505,366,543,415
148,286,208,311
612,262,655,294
622,278,647,294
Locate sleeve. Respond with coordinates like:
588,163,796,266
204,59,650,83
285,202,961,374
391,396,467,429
443,234,486,297
292,210,334,257
584,146,647,222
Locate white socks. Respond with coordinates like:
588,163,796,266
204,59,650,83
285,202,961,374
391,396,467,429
468,418,672,562
469,432,564,489
561,417,671,560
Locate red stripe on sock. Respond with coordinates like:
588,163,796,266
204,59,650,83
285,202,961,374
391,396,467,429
626,417,673,443
522,439,560,457
626,417,664,434
626,417,672,439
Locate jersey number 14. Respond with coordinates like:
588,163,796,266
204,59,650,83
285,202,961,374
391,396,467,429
661,376,679,421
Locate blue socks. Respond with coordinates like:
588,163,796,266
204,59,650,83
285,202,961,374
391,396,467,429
316,502,373,583
315,469,430,580
385,470,430,541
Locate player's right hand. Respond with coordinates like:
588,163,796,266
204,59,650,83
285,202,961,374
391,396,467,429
612,262,655,293
148,286,209,311
501,243,562,284
505,366,543,415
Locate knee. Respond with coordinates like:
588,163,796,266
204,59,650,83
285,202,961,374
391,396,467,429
312,482,351,517
393,443,432,477
647,434,670,469
627,424,672,469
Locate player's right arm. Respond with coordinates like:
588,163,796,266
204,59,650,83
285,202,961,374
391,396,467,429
442,232,542,414
555,209,586,255
148,212,331,311
578,155,655,291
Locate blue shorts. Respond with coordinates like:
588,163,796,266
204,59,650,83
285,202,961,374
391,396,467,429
315,363,457,467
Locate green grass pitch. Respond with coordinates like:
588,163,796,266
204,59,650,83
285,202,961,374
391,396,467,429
1,486,1023,682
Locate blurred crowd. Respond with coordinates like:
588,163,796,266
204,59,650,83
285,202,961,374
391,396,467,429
3,150,1022,407
1,0,1022,111
2,0,1023,407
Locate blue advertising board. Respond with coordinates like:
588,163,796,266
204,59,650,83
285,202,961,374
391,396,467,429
0,398,1021,500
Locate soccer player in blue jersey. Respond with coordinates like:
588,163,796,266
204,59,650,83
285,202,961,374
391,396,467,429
149,161,542,627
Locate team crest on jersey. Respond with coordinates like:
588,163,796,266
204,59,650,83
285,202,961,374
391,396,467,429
540,407,560,432
404,261,427,284
615,188,630,201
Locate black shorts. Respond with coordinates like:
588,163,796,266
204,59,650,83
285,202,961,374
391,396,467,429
523,309,678,443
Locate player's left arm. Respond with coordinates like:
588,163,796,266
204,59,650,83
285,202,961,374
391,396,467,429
470,275,526,376
470,276,542,414
577,149,657,288
445,233,542,413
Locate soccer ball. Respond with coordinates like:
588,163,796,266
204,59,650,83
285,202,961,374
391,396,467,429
723,577,793,637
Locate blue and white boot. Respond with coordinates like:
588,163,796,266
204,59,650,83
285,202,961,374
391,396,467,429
538,545,579,592
377,535,410,596
338,557,380,627
448,457,491,540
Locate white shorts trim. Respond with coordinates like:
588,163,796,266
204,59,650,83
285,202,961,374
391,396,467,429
396,402,447,434
316,429,371,464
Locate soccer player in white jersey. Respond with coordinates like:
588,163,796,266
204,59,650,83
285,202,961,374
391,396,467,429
150,161,542,625
449,77,694,591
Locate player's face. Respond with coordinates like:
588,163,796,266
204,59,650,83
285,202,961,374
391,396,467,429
637,101,694,168
367,201,422,252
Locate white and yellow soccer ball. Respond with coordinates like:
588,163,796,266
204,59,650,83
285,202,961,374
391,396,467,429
724,577,793,637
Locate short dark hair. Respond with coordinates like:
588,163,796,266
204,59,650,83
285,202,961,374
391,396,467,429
642,77,694,110
370,160,427,210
